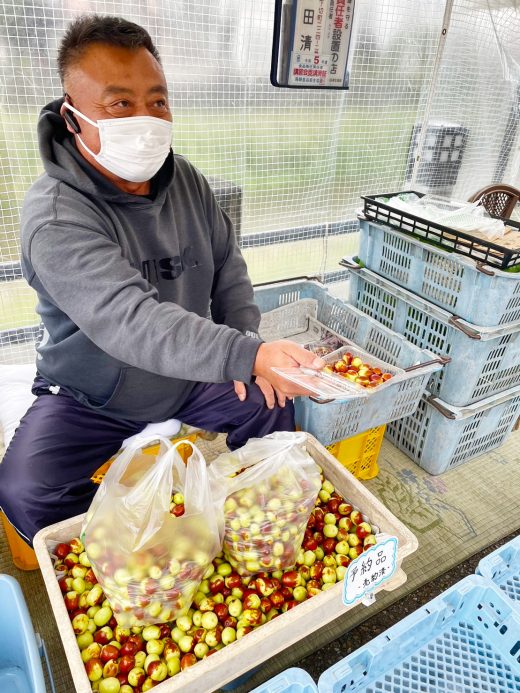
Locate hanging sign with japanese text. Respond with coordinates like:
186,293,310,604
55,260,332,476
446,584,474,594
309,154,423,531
271,0,356,89
342,535,399,606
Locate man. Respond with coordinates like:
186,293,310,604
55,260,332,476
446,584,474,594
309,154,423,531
0,15,324,545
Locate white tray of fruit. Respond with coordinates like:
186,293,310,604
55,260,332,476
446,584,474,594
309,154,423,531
273,345,405,400
33,434,417,693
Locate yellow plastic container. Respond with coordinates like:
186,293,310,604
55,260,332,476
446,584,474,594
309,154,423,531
90,432,199,485
326,425,385,480
1,512,39,571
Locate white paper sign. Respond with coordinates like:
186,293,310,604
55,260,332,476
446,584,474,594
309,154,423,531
342,535,398,606
287,0,356,87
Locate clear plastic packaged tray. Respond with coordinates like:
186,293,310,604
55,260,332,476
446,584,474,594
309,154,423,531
272,366,366,399
273,345,405,400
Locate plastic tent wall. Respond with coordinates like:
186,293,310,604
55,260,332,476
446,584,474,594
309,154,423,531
0,0,519,364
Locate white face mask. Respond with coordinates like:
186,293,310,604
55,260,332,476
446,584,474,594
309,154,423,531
63,102,172,183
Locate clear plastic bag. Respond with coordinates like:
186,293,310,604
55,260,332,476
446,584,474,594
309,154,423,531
81,435,223,627
386,192,506,240
210,432,321,575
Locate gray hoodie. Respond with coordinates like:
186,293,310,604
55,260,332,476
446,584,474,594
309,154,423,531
20,98,262,421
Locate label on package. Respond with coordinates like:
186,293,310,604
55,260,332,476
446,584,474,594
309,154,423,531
342,535,398,606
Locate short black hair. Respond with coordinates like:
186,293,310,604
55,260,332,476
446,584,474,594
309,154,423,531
57,15,161,85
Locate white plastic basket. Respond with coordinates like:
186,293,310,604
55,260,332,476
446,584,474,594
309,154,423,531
318,575,520,693
254,279,444,446
476,535,520,611
358,218,520,327
385,384,520,475
346,266,520,407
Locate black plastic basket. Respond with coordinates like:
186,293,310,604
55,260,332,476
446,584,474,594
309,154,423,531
362,190,520,270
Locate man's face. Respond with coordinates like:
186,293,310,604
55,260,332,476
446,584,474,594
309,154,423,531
60,43,172,190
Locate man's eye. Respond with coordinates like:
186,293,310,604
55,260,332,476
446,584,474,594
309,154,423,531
155,100,168,109
112,100,130,109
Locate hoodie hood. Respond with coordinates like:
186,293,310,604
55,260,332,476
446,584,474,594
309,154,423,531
38,97,174,205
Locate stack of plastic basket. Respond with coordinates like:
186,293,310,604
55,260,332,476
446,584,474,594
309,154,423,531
343,216,520,474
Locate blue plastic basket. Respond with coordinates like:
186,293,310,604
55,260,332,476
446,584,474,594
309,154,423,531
250,667,318,693
253,279,442,446
221,666,260,690
358,218,520,327
385,384,520,474
348,267,520,407
0,574,54,693
317,575,520,693
477,536,520,612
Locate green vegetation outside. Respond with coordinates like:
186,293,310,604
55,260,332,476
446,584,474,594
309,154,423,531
0,105,419,329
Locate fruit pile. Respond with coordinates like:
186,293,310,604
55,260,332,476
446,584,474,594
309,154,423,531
324,351,393,388
169,492,185,517
54,472,377,692
222,469,320,575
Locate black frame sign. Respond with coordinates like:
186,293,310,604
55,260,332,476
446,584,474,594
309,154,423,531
271,0,356,89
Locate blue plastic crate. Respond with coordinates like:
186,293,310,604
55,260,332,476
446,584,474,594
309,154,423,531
348,267,520,406
253,279,442,446
358,218,520,327
385,383,520,474
477,536,520,611
318,575,520,693
0,574,54,693
221,666,260,690
250,667,318,693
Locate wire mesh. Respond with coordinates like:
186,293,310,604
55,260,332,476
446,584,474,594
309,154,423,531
0,0,519,364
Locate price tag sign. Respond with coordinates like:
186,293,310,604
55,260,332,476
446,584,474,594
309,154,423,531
342,536,398,606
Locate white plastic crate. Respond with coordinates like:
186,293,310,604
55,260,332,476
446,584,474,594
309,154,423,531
254,280,443,446
347,267,520,407
385,383,520,475
249,667,317,693
33,434,417,693
358,218,520,327
317,575,520,693
0,574,55,693
476,535,520,611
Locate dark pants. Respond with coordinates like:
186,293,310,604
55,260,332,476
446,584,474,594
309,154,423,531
0,378,294,546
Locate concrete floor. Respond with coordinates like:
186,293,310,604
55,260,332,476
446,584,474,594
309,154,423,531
295,528,520,682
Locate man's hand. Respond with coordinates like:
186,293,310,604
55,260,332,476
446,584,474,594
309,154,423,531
234,376,288,410
252,340,326,397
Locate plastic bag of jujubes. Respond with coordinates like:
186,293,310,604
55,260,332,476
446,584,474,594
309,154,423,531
81,436,223,628
209,432,321,575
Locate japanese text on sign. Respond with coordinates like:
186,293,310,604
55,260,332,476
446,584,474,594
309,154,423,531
287,0,356,87
342,536,398,605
